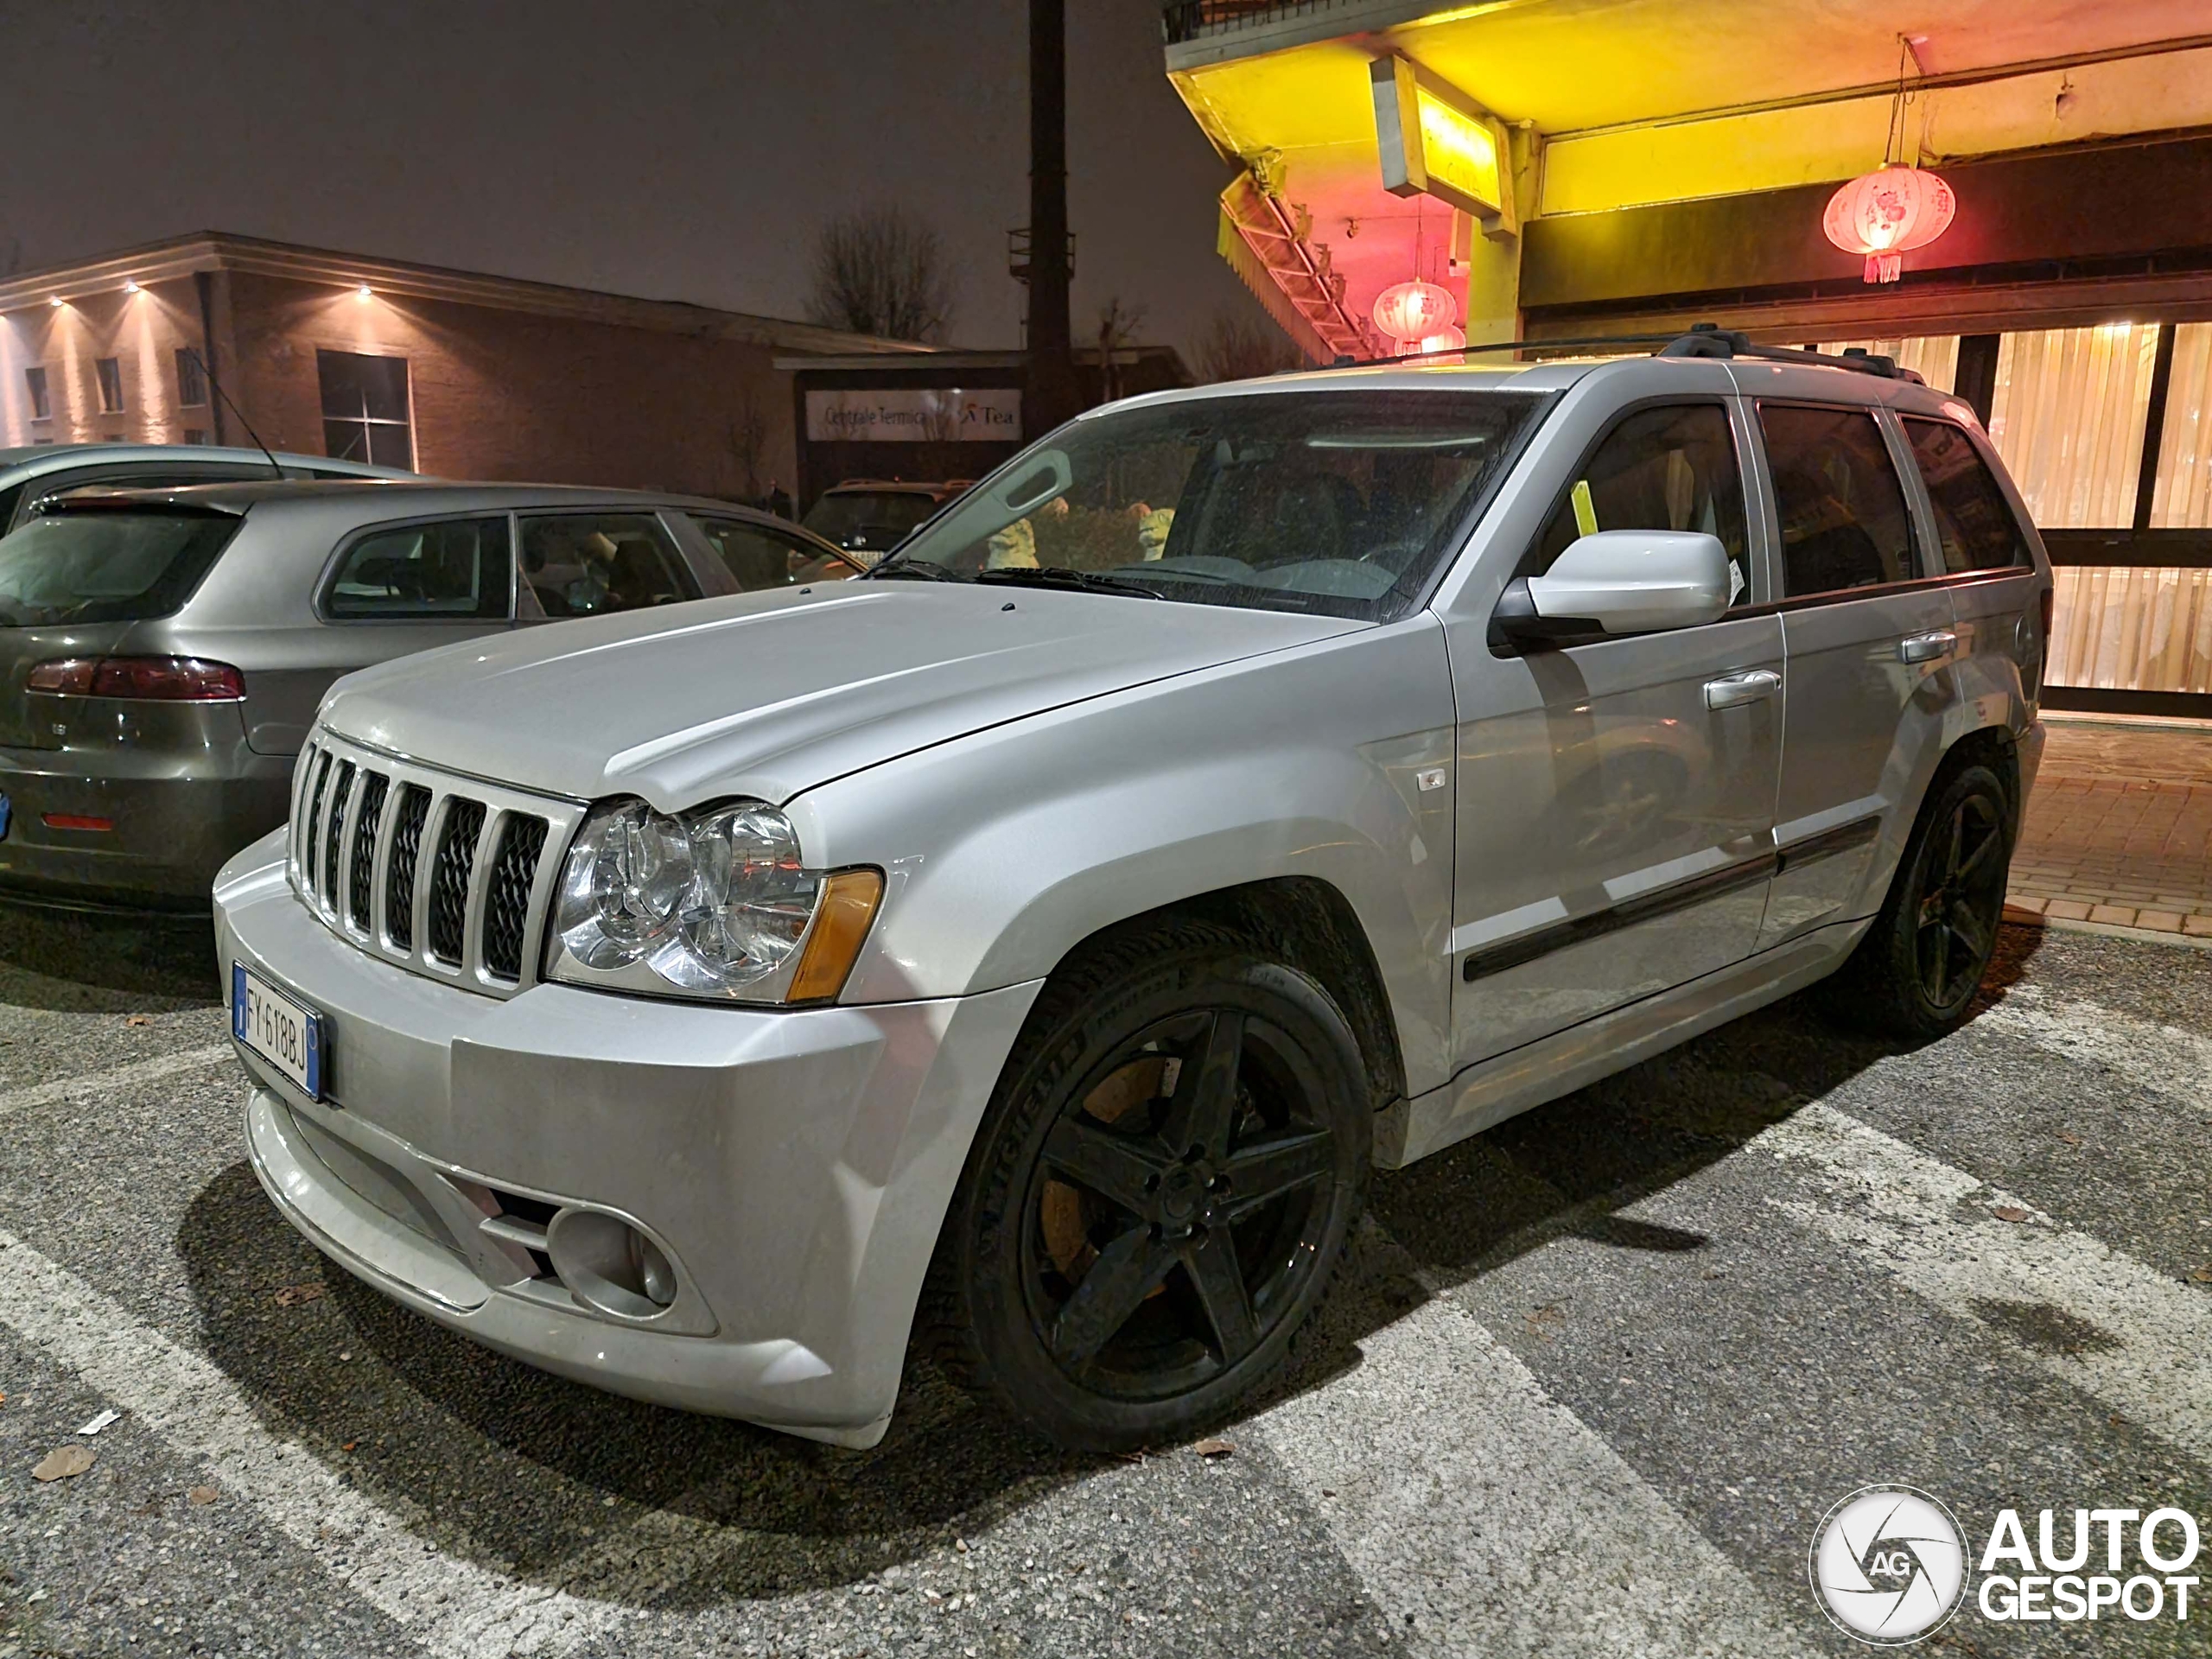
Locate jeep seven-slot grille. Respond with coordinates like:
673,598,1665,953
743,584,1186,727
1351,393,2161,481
346,770,388,930
385,785,430,950
428,799,486,966
287,733,578,998
320,763,354,904
484,816,548,981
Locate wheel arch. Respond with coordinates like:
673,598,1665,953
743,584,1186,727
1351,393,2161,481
1024,874,1410,1117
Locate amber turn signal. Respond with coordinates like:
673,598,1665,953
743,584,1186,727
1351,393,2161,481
785,868,884,1003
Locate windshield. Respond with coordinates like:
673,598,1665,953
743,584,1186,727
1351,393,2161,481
800,490,942,555
0,509,241,626
874,389,1544,620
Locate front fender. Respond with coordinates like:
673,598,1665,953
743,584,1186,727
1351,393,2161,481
786,617,1460,1097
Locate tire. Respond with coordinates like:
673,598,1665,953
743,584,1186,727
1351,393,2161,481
922,923,1370,1452
1829,760,2013,1039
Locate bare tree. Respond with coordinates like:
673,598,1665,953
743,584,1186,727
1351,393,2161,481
728,385,768,500
805,204,957,343
1197,304,1306,383
1095,295,1148,403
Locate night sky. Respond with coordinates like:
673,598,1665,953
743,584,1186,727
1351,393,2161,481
3,0,1257,364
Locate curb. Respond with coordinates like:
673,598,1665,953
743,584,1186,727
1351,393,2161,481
2003,904,2212,953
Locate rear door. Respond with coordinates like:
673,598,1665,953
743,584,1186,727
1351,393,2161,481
240,513,518,754
1756,401,1959,946
1897,416,2045,718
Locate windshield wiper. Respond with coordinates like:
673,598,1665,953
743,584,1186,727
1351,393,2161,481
972,567,1164,600
861,556,963,581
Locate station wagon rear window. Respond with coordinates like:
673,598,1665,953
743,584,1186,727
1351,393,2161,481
0,508,240,626
876,389,1545,620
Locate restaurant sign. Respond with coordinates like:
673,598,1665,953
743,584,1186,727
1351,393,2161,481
804,388,1022,443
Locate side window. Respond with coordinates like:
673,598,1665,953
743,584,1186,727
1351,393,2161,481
689,517,854,588
519,513,695,617
1759,404,1918,596
1528,403,1751,606
1902,418,2029,574
324,518,512,620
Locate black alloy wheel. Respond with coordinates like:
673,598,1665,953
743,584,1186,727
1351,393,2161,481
1912,787,2008,1011
1833,760,2014,1039
924,925,1369,1452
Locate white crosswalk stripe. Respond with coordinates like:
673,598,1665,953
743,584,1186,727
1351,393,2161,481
1761,1102,2212,1451
1253,1227,1808,1659
0,1043,235,1119
1970,982,2212,1109
0,1228,626,1659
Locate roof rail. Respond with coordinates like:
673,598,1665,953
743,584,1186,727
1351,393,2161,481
1324,321,1925,384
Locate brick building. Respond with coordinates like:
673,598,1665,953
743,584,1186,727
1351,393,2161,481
0,232,927,499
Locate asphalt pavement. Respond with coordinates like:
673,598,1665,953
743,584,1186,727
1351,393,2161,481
0,905,2205,1657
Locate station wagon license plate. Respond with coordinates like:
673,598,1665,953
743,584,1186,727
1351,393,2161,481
232,964,323,1102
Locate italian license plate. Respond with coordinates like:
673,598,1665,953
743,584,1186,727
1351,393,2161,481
232,963,324,1101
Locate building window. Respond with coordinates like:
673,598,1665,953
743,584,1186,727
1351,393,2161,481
175,348,209,408
316,349,413,469
95,357,124,415
1987,323,2160,528
24,367,49,422
182,429,208,446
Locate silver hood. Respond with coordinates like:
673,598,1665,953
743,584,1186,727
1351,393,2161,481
320,583,1367,809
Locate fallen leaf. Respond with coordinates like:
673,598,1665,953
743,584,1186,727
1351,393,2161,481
2190,1266,2212,1284
274,1283,326,1307
32,1445,93,1481
125,1014,151,1027
187,1484,219,1505
1992,1206,2031,1224
76,1408,119,1437
2055,1130,2082,1146
1192,1438,1235,1459
341,1441,357,1452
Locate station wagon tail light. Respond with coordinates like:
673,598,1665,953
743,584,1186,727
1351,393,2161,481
26,656,246,702
547,797,882,1004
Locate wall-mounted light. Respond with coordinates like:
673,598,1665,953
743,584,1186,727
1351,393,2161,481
355,283,373,303
47,296,63,308
122,279,140,295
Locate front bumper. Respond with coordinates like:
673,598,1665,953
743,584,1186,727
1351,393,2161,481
216,830,1041,1446
0,741,291,910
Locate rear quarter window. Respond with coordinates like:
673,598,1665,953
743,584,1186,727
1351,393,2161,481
0,509,240,626
1903,418,2031,573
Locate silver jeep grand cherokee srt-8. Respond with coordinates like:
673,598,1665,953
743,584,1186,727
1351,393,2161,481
214,334,2049,1451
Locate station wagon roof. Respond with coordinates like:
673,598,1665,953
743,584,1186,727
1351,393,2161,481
48,478,778,518
0,442,411,484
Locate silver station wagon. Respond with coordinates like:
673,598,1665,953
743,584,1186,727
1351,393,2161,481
0,481,857,910
215,333,2050,1451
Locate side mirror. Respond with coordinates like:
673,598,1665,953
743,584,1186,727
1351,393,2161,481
1492,531,1732,646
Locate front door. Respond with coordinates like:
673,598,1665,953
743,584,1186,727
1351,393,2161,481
1755,402,1959,946
1448,399,1784,1065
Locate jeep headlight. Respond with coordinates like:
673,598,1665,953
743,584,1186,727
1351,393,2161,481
548,798,880,1003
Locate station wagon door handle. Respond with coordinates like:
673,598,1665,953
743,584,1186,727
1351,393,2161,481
1897,630,1958,664
1703,668,1781,709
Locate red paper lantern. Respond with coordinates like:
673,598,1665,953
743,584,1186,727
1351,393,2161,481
1409,326,1466,354
1823,165,1956,284
1373,279,1456,344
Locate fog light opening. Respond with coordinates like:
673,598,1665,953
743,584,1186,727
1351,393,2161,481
543,1208,680,1319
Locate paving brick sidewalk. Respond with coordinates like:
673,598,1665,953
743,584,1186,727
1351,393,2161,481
2007,717,2212,938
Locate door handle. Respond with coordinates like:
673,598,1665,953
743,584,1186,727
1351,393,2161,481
1898,630,1958,664
1703,668,1781,709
